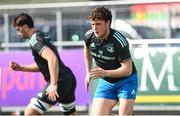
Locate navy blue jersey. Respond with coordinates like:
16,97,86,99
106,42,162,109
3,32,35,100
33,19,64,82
84,28,137,83
29,31,74,82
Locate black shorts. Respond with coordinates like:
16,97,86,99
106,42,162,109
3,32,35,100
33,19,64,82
37,74,77,105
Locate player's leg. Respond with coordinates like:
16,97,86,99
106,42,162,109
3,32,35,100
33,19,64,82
117,73,138,115
24,97,53,115
92,78,118,115
24,84,57,115
24,104,40,115
118,98,135,115
58,74,77,115
59,101,77,115
92,98,117,115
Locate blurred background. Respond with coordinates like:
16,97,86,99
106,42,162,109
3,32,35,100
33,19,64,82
0,0,180,115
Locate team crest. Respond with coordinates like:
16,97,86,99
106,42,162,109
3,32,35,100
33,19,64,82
106,44,114,53
90,42,95,48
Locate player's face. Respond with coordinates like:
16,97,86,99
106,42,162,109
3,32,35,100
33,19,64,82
15,25,29,39
90,19,110,39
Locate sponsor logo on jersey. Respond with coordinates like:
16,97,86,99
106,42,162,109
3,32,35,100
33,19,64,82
90,42,95,48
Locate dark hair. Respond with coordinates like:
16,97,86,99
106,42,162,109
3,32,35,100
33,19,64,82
88,6,112,25
13,13,34,28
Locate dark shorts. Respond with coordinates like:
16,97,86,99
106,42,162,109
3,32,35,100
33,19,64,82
29,74,77,114
37,74,77,105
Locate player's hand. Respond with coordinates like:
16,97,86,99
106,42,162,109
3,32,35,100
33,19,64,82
85,73,91,91
90,67,106,79
46,84,59,102
9,61,21,71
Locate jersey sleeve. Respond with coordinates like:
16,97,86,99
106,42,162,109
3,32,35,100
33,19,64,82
117,45,131,62
83,29,93,48
113,32,131,62
29,33,47,55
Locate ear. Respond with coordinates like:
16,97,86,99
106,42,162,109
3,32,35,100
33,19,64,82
106,20,111,27
24,25,28,31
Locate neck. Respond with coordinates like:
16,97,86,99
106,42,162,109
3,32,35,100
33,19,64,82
28,28,37,37
100,28,110,40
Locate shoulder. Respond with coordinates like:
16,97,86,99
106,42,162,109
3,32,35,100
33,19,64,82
84,29,94,38
29,31,45,46
83,29,94,46
30,31,43,41
84,29,94,39
111,29,129,48
85,29,94,35
36,31,49,40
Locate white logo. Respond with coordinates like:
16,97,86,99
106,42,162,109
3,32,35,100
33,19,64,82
106,44,114,53
44,34,50,39
90,43,95,48
131,90,136,95
37,92,43,97
99,50,103,54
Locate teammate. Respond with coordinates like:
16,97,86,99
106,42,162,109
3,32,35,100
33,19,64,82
9,13,77,115
83,7,138,115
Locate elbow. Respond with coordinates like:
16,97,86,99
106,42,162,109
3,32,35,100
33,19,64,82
127,69,132,76
53,58,58,64
48,56,58,64
125,66,133,76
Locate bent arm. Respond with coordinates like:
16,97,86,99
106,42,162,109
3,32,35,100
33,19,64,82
84,45,94,91
105,59,133,78
9,61,39,72
21,63,39,72
41,47,59,101
84,45,93,74
41,47,59,85
90,59,133,79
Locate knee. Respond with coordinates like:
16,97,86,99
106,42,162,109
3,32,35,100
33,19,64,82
24,105,40,116
59,102,76,115
24,107,29,116
119,108,133,115
25,97,52,115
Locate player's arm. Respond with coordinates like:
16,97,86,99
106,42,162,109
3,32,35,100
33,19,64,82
84,45,93,74
41,47,59,101
103,59,132,77
84,45,93,91
41,47,59,86
90,59,132,79
9,61,39,72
